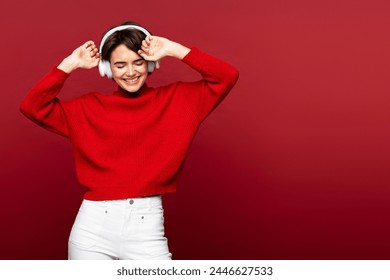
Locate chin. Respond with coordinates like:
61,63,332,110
121,84,142,93
116,77,146,93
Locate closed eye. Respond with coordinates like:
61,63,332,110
114,62,126,68
134,60,146,66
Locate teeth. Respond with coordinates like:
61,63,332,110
124,77,138,83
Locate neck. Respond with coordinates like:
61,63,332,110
115,84,147,98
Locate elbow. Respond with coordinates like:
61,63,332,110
232,68,240,85
225,63,239,86
226,67,240,91
19,100,31,118
19,99,39,121
213,68,239,98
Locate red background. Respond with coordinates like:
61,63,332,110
2,0,390,259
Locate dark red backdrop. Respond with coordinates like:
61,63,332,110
2,0,390,259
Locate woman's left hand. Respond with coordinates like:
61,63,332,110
138,36,190,61
138,36,169,61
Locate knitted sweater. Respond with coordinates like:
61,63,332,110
20,48,239,200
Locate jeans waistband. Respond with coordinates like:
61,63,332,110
84,195,162,209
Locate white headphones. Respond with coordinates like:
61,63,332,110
98,25,160,78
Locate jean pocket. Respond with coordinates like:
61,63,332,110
68,201,107,249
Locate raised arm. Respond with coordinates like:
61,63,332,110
20,41,99,137
58,40,100,73
139,35,239,121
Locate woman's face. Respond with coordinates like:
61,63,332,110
110,44,148,93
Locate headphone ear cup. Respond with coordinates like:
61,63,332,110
104,61,113,79
147,61,155,73
98,60,105,77
99,60,113,78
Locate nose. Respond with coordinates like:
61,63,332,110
126,65,136,76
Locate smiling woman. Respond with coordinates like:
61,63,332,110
19,20,239,260
110,44,149,93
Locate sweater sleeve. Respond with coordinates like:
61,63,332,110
180,47,239,121
20,67,71,138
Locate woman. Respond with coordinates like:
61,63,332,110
20,21,239,260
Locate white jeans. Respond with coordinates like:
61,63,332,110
68,196,172,260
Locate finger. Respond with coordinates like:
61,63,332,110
138,50,153,61
148,36,156,45
138,50,147,58
141,39,150,49
83,40,94,48
91,47,99,57
86,44,96,54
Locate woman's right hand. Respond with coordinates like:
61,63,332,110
58,41,100,73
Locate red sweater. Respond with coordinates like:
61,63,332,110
20,48,239,201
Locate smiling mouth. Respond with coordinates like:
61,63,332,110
123,76,139,84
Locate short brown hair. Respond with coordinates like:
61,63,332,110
101,21,149,62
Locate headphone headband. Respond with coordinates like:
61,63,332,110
98,25,152,54
98,24,159,78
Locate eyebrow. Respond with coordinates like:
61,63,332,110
113,58,145,65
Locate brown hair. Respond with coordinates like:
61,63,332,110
101,21,150,62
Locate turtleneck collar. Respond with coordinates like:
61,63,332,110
113,83,150,98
